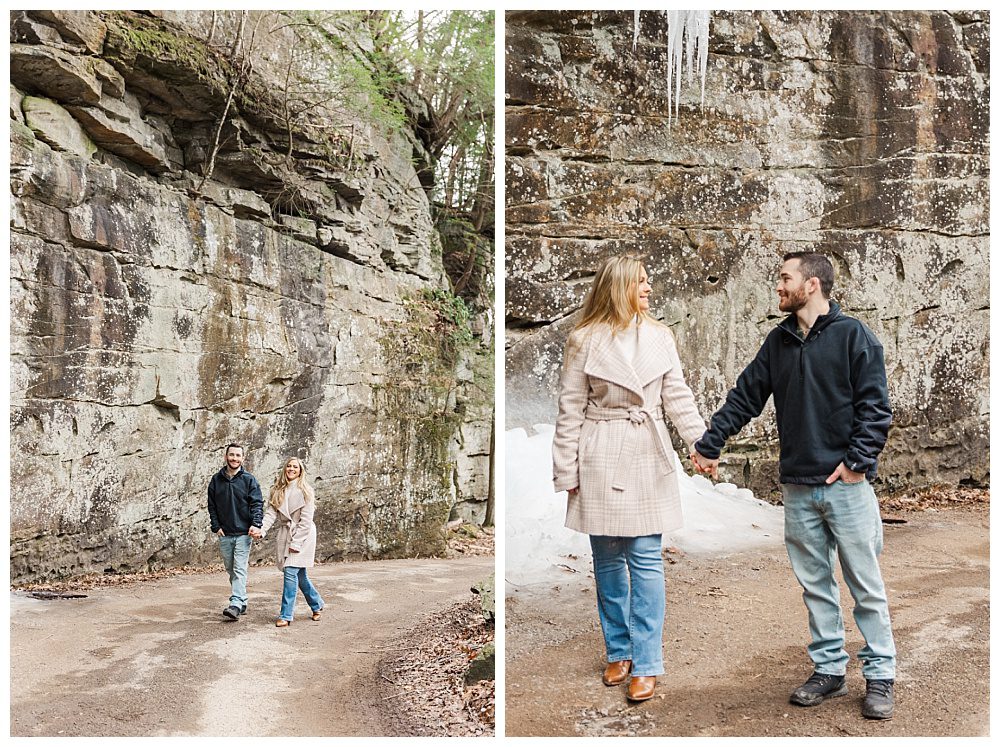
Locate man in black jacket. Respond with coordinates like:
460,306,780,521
207,443,264,620
692,252,896,720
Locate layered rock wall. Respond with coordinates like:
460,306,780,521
10,10,493,581
505,10,989,497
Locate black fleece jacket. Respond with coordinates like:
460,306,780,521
695,301,892,484
207,467,264,535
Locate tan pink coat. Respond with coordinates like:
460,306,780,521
552,321,706,536
261,484,317,569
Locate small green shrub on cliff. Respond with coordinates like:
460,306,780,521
374,288,475,492
421,288,474,360
380,289,473,379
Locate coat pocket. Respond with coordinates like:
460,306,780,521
578,420,615,495
655,420,677,475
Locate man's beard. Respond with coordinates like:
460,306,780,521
779,287,808,312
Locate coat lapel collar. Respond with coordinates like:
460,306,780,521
633,321,674,388
278,487,305,520
583,324,645,400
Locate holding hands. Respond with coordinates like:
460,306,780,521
248,526,263,539
689,450,719,480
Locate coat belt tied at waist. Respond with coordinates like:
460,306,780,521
585,404,672,491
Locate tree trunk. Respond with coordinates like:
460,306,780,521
471,129,494,231
484,410,495,527
413,11,424,91
445,143,463,209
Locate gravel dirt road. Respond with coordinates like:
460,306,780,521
11,556,493,737
505,507,988,737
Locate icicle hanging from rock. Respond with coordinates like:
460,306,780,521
693,10,711,105
668,10,711,121
633,10,712,125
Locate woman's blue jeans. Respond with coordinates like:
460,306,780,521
590,534,665,677
782,480,896,679
279,566,324,622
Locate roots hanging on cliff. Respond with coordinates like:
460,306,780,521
196,10,264,193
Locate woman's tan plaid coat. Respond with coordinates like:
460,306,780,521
552,321,706,536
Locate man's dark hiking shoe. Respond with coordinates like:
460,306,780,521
861,679,894,720
223,605,241,620
789,671,848,706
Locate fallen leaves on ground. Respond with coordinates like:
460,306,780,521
446,522,495,557
15,564,225,593
697,586,728,597
663,545,685,564
377,598,495,736
881,485,989,512
463,679,495,728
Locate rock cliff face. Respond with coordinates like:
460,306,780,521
10,10,493,581
505,10,989,497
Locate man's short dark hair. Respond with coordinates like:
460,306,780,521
225,443,244,454
783,252,834,298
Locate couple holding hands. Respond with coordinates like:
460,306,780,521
553,252,896,719
207,446,324,627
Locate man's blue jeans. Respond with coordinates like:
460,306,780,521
590,534,665,677
279,566,324,622
782,480,896,680
218,534,252,610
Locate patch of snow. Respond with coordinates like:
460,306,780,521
505,424,784,592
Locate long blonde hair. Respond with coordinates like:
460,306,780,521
269,457,316,509
576,254,651,333
567,255,654,359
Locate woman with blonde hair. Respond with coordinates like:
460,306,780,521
552,254,707,701
259,456,324,627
